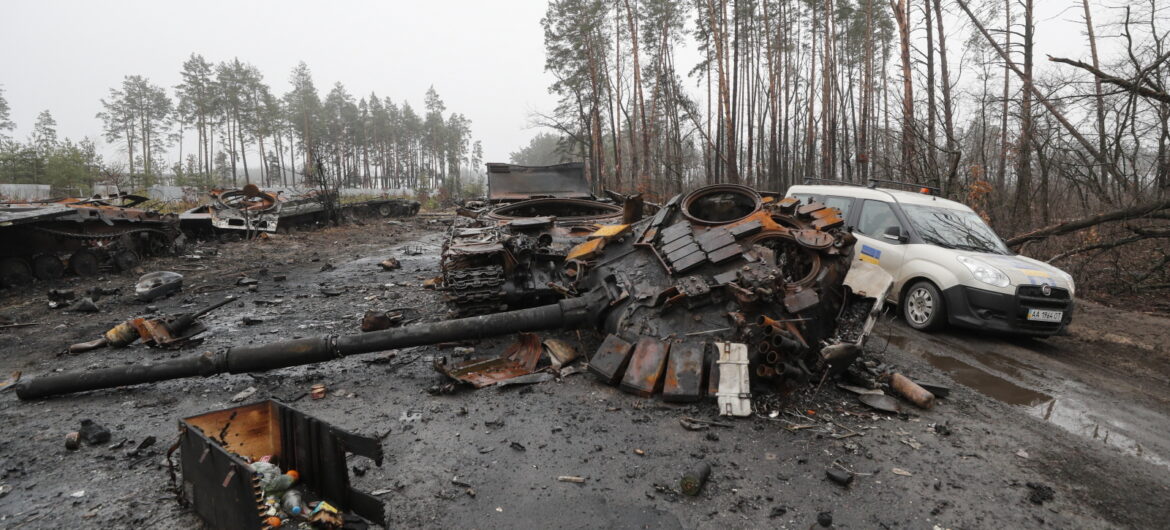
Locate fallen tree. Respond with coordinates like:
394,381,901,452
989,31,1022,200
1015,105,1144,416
1006,198,1170,247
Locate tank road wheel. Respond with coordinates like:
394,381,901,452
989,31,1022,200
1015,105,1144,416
378,203,394,217
112,250,141,272
31,254,65,281
0,257,33,286
69,248,101,277
903,280,946,331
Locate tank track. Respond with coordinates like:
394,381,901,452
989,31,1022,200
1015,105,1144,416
441,265,508,316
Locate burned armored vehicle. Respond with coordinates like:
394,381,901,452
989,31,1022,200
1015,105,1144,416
181,185,420,238
0,193,182,285
440,162,632,315
17,183,891,415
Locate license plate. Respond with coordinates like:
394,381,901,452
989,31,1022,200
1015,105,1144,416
1026,309,1063,323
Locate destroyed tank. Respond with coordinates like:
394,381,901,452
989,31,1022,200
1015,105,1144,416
16,183,893,409
440,162,636,315
181,185,421,238
0,193,182,285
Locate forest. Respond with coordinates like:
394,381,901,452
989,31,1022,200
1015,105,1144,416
0,59,482,199
535,0,1170,298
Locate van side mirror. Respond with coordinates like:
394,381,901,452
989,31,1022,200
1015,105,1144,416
882,226,907,242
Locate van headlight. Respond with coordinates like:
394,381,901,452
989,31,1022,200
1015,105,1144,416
956,255,1010,288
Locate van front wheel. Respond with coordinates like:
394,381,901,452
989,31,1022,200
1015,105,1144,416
903,281,946,331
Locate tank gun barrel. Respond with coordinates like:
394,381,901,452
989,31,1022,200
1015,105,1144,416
16,294,602,400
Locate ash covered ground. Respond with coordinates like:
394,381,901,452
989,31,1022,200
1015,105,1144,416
0,218,1167,528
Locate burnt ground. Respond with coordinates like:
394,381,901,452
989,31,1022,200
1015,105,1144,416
0,218,1168,529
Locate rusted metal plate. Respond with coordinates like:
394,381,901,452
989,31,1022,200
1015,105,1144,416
705,347,720,397
503,333,543,372
439,357,531,388
784,288,820,313
793,229,835,249
662,341,705,402
589,334,634,385
619,337,671,397
810,208,844,230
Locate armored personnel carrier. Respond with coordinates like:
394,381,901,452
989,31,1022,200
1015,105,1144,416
0,193,182,285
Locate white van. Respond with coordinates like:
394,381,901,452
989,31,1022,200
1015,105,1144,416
787,181,1074,337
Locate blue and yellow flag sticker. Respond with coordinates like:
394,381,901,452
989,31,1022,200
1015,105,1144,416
860,245,881,265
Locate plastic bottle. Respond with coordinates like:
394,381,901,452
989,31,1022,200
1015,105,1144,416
281,489,304,516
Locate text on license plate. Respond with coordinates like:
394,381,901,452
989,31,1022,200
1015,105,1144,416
1026,309,1063,322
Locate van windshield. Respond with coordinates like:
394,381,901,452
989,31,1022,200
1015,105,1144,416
901,204,1010,255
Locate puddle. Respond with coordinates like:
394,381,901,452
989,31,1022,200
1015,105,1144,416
1026,389,1170,469
920,351,1052,406
887,331,1170,469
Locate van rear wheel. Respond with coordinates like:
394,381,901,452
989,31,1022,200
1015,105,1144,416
903,280,946,331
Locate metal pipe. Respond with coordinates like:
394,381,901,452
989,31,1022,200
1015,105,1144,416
17,295,600,400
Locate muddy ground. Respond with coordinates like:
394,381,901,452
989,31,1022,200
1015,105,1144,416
0,218,1168,529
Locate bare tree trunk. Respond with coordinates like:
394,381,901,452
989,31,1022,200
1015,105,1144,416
932,0,959,193
1082,0,1110,196
890,0,915,180
859,0,874,183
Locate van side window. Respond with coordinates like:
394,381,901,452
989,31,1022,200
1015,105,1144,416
857,200,901,237
822,196,853,218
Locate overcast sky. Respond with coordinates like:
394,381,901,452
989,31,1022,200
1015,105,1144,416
0,0,1111,171
0,0,559,164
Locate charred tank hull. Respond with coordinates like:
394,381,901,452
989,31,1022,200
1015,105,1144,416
0,194,182,285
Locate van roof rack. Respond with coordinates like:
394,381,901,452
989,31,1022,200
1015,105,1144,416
866,178,941,196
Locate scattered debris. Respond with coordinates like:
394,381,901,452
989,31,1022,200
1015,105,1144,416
1026,482,1056,505
1016,449,1030,459
361,310,404,332
379,258,401,271
136,271,183,301
557,476,586,483
889,373,936,409
78,419,111,445
64,431,81,451
816,511,833,527
236,276,258,286
826,468,854,486
679,417,734,430
66,297,99,313
509,441,526,452
680,461,711,496
67,296,236,353
320,286,344,297
231,386,258,402
0,371,20,392
310,384,327,400
128,436,156,456
47,289,76,308
716,342,752,417
859,393,903,414
891,468,913,477
543,338,579,368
